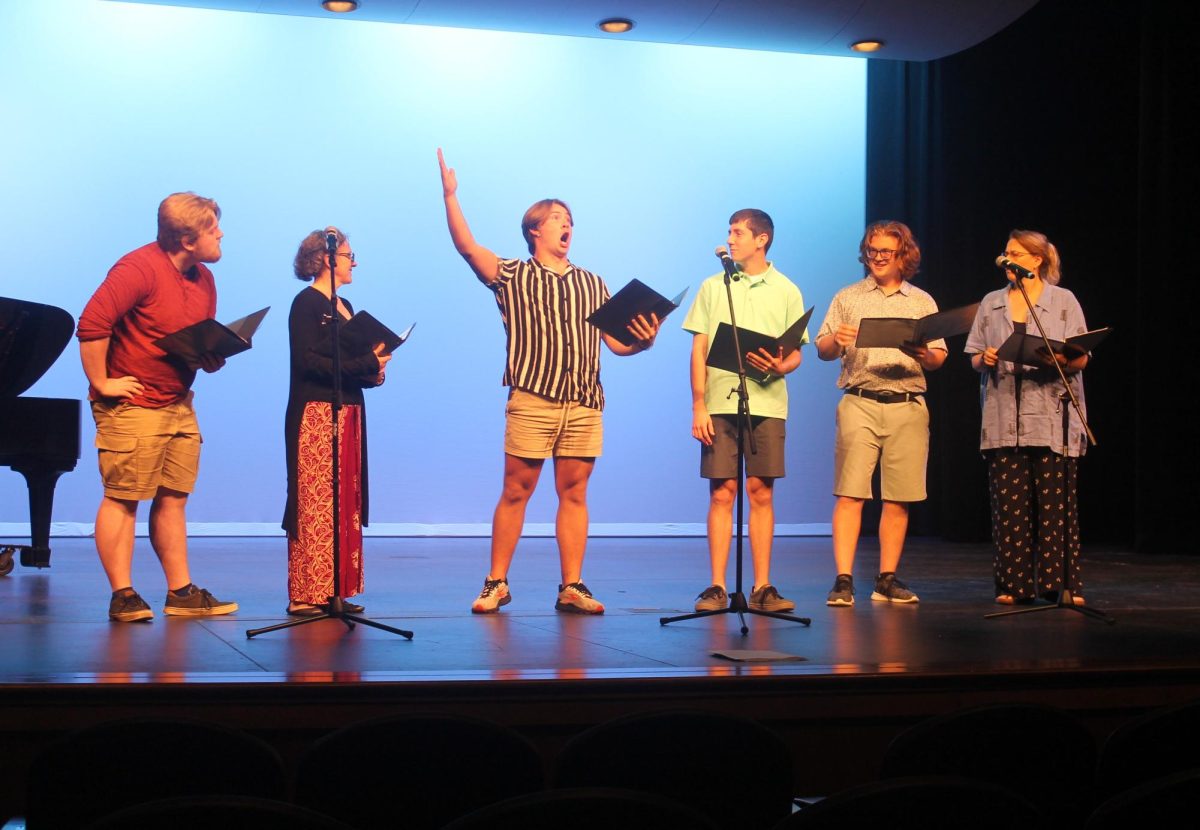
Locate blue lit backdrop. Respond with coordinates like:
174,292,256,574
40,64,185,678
0,0,865,534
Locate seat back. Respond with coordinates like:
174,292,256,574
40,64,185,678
294,712,545,830
26,717,286,829
554,708,794,830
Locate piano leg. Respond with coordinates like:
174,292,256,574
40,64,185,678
11,464,68,569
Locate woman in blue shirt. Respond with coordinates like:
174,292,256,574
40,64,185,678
965,230,1089,605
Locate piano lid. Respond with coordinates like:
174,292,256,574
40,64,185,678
0,296,76,398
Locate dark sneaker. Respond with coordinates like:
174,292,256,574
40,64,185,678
871,572,919,604
556,582,605,614
288,599,365,617
163,585,238,616
749,584,795,612
694,585,729,612
471,577,511,614
109,590,153,622
826,574,855,607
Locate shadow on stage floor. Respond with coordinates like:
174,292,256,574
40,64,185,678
3,535,1199,806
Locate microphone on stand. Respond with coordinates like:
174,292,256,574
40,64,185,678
995,255,1036,280
715,247,740,281
325,226,340,253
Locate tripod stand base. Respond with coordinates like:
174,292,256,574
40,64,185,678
246,605,414,639
660,591,812,635
984,589,1114,625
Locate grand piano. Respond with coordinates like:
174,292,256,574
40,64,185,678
0,296,81,574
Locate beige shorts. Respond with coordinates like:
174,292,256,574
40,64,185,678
833,393,928,502
504,389,603,459
91,394,202,501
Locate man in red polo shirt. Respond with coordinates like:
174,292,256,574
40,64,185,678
77,192,238,622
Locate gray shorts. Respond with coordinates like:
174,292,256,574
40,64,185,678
701,414,785,480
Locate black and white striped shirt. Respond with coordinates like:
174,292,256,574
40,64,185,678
488,257,610,410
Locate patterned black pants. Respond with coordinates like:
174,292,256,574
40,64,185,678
987,447,1081,600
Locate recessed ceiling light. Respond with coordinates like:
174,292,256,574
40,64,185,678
849,39,885,53
322,1,359,12
597,18,635,34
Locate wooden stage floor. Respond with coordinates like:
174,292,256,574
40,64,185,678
3,535,1199,682
3,535,1199,805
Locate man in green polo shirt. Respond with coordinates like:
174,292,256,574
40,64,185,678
682,209,808,613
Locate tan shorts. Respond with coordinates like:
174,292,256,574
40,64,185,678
504,389,603,459
91,394,202,501
833,393,928,502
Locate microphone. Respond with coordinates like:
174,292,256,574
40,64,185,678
715,247,740,281
995,255,1035,280
325,226,339,253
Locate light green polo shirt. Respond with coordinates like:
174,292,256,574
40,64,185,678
681,264,808,419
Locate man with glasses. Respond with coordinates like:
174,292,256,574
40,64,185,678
76,192,238,622
815,221,947,606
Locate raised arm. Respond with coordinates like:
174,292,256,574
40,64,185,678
438,147,499,284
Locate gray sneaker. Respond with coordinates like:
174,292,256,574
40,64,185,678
556,582,605,614
163,585,238,616
109,589,153,622
471,577,511,614
748,584,795,612
871,572,919,604
826,574,855,607
694,585,729,611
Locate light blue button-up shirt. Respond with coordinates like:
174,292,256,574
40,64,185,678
965,283,1089,457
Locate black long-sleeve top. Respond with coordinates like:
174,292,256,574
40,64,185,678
281,286,382,537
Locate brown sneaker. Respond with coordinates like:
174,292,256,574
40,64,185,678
109,590,153,622
749,584,795,612
694,585,729,611
163,585,238,617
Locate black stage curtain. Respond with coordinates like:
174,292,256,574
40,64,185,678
865,0,1197,550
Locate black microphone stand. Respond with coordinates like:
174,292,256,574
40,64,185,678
248,233,412,640
661,259,811,635
985,270,1111,624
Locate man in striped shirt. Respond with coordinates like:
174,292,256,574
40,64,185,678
438,149,659,615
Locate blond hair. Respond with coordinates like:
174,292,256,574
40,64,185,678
157,192,220,252
1008,229,1062,285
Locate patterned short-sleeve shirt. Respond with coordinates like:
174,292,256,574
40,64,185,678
488,257,610,410
817,277,946,393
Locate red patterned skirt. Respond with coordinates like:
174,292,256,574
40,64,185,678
288,402,364,604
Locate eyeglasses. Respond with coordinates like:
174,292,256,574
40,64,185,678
336,252,356,263
1002,250,1031,260
865,246,899,260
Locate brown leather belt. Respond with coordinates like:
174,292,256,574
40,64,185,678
844,387,923,404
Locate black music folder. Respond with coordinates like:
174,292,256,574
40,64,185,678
587,279,688,346
337,312,415,357
996,326,1111,367
705,306,814,383
855,303,979,348
154,306,270,365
